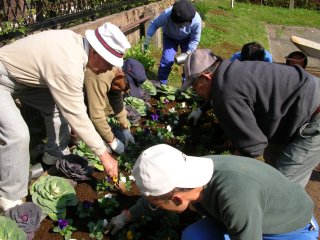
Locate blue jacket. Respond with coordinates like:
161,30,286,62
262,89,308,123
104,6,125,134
146,6,202,52
230,50,273,63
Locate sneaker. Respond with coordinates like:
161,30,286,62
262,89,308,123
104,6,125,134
42,152,59,165
0,197,23,212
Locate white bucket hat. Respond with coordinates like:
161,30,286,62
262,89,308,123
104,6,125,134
85,22,131,67
132,144,214,196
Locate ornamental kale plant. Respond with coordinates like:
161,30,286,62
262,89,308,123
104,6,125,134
72,140,102,170
30,176,78,220
56,154,93,181
0,215,26,240
141,79,157,96
124,96,147,116
53,219,77,240
5,202,42,240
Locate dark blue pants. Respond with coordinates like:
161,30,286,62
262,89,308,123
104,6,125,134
181,216,319,240
158,34,190,84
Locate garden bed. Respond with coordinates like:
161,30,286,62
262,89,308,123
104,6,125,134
28,89,231,240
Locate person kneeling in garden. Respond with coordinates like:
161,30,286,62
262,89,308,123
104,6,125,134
84,58,148,155
106,144,318,239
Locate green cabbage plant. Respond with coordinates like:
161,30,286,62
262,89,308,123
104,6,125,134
30,176,78,220
0,216,26,240
141,80,157,96
124,96,147,116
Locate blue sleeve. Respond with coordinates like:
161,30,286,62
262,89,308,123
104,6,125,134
230,52,241,61
188,12,202,52
146,7,171,39
264,50,273,63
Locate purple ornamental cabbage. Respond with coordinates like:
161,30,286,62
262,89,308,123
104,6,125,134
125,105,141,126
56,154,93,181
6,202,42,240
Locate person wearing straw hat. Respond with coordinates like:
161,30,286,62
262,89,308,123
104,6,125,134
0,22,129,211
142,0,202,85
183,49,320,187
84,57,148,154
105,144,318,239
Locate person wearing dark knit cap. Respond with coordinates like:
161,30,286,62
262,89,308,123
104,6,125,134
123,58,148,99
142,0,202,85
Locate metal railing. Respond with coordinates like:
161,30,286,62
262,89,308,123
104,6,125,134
0,0,158,44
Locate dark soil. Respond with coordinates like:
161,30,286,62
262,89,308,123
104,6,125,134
19,88,320,240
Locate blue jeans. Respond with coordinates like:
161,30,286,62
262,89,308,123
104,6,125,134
0,61,70,200
158,34,190,84
181,216,319,240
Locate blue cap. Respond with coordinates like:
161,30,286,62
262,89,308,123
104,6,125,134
123,58,147,98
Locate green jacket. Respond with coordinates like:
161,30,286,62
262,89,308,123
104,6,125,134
130,155,314,239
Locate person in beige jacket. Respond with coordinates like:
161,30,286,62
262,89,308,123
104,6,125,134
0,22,130,212
84,66,135,154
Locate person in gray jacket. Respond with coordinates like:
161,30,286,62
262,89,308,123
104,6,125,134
106,144,318,239
184,49,320,187
0,22,130,211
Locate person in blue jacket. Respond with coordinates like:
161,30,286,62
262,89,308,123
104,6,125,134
142,0,202,85
230,41,273,63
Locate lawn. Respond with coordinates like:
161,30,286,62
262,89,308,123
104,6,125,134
146,0,320,87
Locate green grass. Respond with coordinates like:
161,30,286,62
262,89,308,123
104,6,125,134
146,0,320,88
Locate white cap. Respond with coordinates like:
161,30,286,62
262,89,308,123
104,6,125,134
132,144,214,196
85,22,131,67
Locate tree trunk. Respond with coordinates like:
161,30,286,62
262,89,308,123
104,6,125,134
289,0,295,9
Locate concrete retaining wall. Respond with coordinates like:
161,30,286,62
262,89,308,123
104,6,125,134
69,0,175,48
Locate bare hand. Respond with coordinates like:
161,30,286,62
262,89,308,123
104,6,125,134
99,151,119,178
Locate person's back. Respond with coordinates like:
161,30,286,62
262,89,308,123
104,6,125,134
202,155,314,237
230,41,272,63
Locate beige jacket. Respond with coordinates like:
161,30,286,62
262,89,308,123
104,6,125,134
0,30,107,155
84,67,127,142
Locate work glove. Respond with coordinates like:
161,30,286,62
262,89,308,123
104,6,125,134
105,211,130,235
108,137,125,154
122,129,135,146
142,37,151,54
188,108,203,125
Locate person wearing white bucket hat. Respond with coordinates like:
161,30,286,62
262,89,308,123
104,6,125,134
0,22,129,212
106,144,318,239
84,23,135,154
85,22,131,68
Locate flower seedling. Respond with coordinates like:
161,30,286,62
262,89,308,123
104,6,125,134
96,176,116,192
87,219,108,240
98,193,120,215
76,201,94,218
53,219,77,240
119,173,135,192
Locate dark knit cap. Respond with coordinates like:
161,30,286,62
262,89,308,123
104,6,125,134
170,0,196,24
